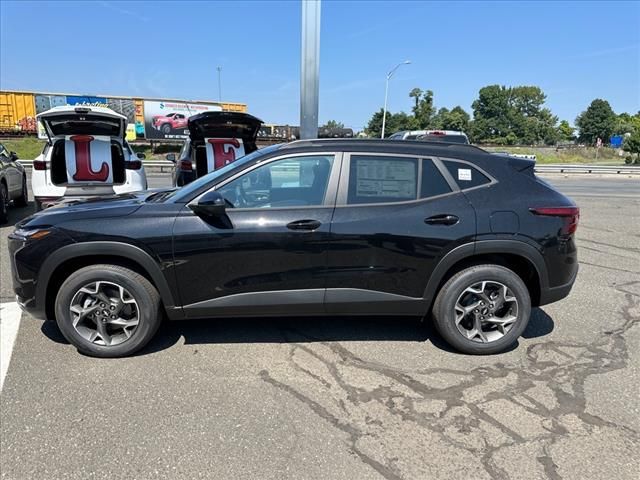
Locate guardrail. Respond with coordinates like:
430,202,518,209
16,160,640,175
534,164,640,175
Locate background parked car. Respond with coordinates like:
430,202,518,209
0,142,28,223
170,111,263,186
32,106,147,211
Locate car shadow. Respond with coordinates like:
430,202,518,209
6,201,35,226
41,307,555,356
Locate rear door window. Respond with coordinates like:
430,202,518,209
442,160,491,189
347,155,418,204
421,159,452,198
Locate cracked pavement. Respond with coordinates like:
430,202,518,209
1,175,639,479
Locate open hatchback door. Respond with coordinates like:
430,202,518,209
186,111,263,177
33,106,147,209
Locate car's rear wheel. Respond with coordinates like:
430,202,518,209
55,264,162,358
14,175,28,207
0,182,8,224
432,264,531,354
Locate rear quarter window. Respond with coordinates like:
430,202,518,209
442,160,491,189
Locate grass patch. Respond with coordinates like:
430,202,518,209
1,137,46,160
483,146,626,165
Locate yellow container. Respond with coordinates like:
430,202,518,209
0,91,36,132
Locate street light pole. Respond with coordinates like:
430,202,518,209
217,66,222,102
381,60,411,139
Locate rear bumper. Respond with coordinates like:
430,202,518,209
538,264,578,306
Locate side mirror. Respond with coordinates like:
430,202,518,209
137,153,146,160
189,191,226,217
10,151,18,161
166,153,176,162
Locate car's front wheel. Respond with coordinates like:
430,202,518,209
161,124,171,134
432,264,531,354
55,264,162,358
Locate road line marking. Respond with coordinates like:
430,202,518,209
0,302,22,393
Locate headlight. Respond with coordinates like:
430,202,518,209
11,228,52,241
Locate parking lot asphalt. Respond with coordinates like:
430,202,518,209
1,174,639,480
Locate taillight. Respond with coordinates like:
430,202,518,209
179,160,193,171
125,160,142,170
33,160,47,170
531,207,580,235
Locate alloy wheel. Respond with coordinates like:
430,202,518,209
454,281,519,343
69,281,140,346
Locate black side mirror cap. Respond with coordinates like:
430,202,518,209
166,153,176,162
189,190,227,217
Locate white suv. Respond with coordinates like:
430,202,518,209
33,106,147,210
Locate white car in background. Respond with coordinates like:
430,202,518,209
33,106,147,211
388,129,470,144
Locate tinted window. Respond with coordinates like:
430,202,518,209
421,134,468,144
443,160,491,189
421,159,452,198
348,155,418,204
218,155,334,209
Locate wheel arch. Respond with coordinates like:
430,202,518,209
424,240,548,308
38,242,179,321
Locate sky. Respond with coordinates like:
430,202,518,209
1,0,639,131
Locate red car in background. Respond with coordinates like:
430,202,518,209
152,112,188,134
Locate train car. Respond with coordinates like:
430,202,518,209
0,90,247,140
0,91,37,134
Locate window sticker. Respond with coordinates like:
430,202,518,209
458,168,472,181
355,159,416,198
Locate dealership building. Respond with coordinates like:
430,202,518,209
0,90,247,140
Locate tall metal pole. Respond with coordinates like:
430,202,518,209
380,60,411,139
300,0,321,140
381,78,390,139
217,66,222,102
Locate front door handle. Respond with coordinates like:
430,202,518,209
425,214,459,226
286,219,321,231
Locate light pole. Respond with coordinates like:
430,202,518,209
216,66,222,101
381,60,411,139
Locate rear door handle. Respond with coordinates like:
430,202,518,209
425,214,459,226
286,219,322,231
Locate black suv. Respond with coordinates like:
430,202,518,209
8,139,578,357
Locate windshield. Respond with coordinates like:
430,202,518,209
167,144,281,202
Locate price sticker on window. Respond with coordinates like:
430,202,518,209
458,168,472,181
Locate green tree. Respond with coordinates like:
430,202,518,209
557,120,575,142
615,112,640,135
623,129,640,164
471,85,558,145
575,99,617,145
321,120,345,129
409,89,434,128
431,106,471,131
365,109,418,138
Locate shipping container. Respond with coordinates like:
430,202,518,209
0,91,36,133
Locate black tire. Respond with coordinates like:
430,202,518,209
14,175,28,207
161,124,171,134
432,264,531,355
0,182,8,224
55,264,163,358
